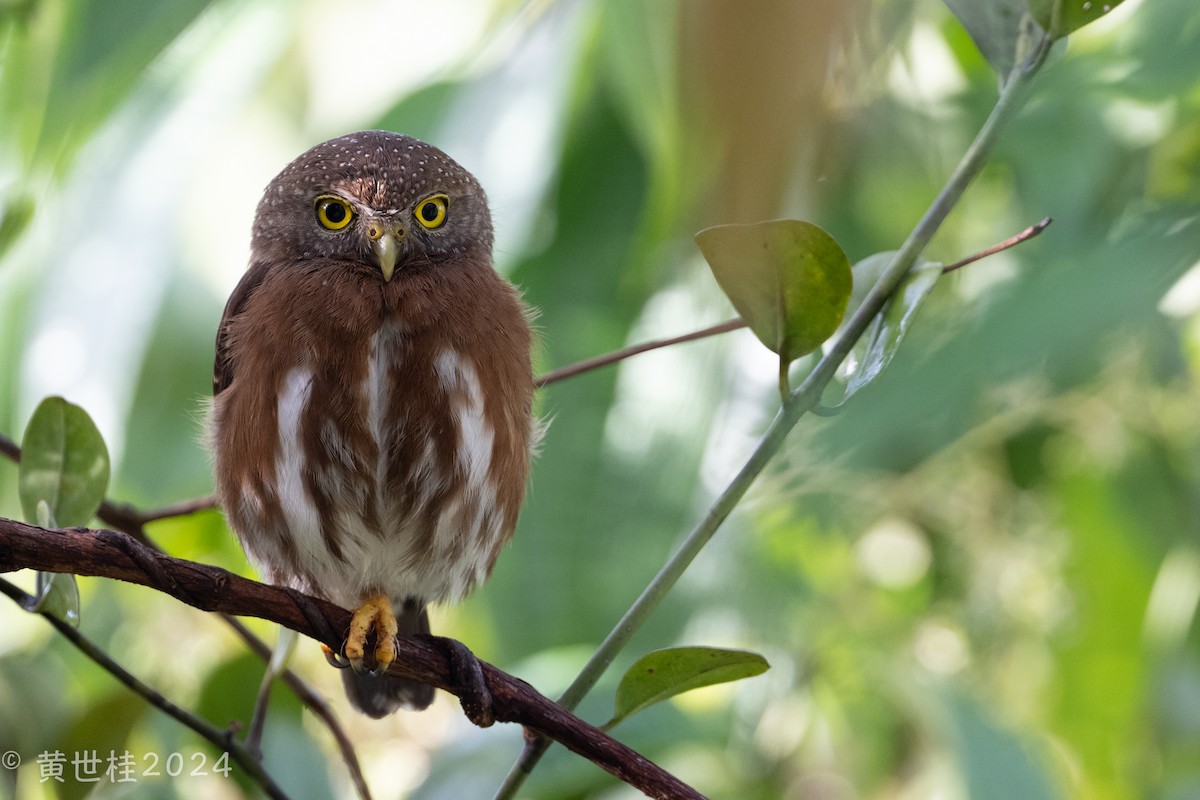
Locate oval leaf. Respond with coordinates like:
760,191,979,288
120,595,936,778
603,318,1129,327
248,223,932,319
842,258,942,400
19,397,111,528
609,646,769,728
1027,0,1127,37
696,220,852,363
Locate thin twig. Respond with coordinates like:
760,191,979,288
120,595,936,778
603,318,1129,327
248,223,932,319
942,216,1053,273
223,616,374,800
530,216,1052,392
534,319,746,387
0,519,706,800
0,577,290,800
0,433,217,529
0,432,372,800
132,496,219,524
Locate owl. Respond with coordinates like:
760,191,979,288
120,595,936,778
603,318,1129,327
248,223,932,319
209,131,534,717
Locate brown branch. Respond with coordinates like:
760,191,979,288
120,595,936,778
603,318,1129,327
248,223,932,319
0,518,706,800
0,577,290,800
941,216,1052,273
534,319,747,388
0,431,371,800
100,495,218,528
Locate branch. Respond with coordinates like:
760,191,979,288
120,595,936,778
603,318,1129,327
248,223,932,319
941,216,1052,273
0,577,289,800
99,495,218,528
0,432,372,800
534,319,746,387
0,518,706,800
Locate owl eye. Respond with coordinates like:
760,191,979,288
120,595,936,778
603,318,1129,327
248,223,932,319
314,195,355,231
414,194,449,230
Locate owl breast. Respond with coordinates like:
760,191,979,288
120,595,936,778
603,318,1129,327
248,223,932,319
213,263,533,612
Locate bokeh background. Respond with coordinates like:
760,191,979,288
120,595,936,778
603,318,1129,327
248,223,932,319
2,0,1200,798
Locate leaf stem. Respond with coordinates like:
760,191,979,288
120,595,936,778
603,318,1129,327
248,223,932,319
494,27,1053,800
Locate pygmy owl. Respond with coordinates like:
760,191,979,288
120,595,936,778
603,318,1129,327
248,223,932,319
209,130,534,717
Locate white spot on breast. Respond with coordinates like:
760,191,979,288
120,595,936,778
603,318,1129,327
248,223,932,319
365,331,390,483
276,369,322,561
434,350,495,492
239,482,264,518
432,350,502,597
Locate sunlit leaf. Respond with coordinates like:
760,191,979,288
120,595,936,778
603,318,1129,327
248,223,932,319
608,646,769,728
19,397,111,528
696,219,852,364
1027,0,1127,37
841,256,942,401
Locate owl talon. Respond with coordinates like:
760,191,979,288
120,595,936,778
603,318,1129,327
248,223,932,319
321,643,349,669
345,594,399,675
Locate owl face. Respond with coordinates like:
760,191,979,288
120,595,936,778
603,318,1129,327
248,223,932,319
250,130,493,279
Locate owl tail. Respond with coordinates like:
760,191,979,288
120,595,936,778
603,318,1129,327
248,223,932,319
342,603,435,718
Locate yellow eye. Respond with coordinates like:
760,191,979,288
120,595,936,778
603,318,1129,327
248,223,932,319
414,194,449,230
314,195,354,231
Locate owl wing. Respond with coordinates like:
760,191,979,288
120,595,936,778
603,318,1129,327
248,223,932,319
213,260,274,396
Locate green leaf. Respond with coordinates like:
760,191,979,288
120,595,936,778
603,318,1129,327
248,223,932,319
696,219,852,363
608,646,769,728
1026,0,1127,37
32,570,81,627
28,500,81,626
841,255,942,401
19,397,110,528
944,0,1030,76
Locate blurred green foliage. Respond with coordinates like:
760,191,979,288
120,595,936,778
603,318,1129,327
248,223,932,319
2,1,1199,798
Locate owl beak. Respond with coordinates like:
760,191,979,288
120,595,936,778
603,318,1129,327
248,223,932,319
367,219,406,282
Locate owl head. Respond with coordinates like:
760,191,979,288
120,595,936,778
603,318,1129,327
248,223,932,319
250,130,493,280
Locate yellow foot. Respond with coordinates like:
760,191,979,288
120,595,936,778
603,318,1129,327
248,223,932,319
343,594,398,675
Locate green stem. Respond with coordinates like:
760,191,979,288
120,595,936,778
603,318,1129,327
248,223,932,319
494,29,1052,800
